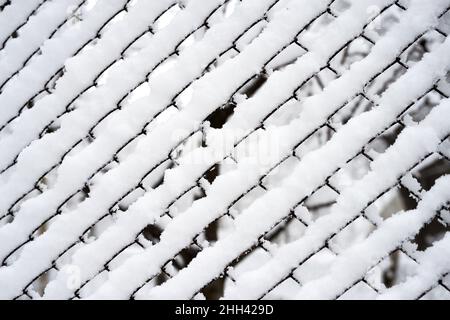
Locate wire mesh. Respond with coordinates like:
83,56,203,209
0,0,449,300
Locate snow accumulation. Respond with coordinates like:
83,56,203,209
0,0,449,300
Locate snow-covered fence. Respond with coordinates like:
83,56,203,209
0,0,449,300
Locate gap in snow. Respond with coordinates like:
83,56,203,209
265,43,307,72
265,0,291,21
238,73,268,99
84,0,99,12
142,159,173,190
36,167,59,194
142,224,164,245
153,4,182,32
121,31,154,57
45,68,65,93
176,26,206,53
205,102,235,129
412,215,450,252
126,82,151,105
145,106,179,134
0,215,12,229
148,55,178,81
329,36,374,76
41,118,62,138
297,12,335,46
365,250,417,290
176,85,193,109
115,189,145,213
411,153,450,192
100,10,128,36
234,20,267,52
94,59,124,87
330,0,351,15
0,1,12,12
127,0,140,10
263,98,302,127
364,5,403,42
205,72,269,133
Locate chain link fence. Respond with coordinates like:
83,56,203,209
0,0,449,300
